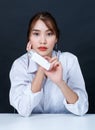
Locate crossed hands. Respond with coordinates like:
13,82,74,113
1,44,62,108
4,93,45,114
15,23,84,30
26,42,63,85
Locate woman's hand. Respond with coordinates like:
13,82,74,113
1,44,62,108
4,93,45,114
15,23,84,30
44,56,78,104
43,56,63,85
26,41,32,51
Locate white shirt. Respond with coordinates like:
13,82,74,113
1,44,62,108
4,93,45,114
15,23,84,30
9,51,88,117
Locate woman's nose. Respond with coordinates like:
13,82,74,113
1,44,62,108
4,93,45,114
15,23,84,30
40,35,46,44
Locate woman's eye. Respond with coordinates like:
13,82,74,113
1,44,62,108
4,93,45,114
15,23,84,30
33,32,39,36
47,32,53,36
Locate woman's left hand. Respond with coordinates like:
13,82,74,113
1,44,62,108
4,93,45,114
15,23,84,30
43,56,63,85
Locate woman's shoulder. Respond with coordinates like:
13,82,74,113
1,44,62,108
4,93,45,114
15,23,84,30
57,51,78,61
57,51,79,70
12,53,28,67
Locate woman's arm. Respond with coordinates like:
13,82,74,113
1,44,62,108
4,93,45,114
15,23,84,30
43,57,78,104
43,55,88,115
9,59,44,117
31,66,45,93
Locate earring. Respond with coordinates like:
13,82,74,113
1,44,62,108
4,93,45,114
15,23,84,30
55,44,58,50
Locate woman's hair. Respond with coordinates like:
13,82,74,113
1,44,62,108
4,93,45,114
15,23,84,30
27,11,60,42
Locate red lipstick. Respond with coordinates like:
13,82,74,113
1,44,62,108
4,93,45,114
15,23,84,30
38,47,47,51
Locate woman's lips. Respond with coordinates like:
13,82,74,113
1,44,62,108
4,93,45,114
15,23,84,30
38,47,48,51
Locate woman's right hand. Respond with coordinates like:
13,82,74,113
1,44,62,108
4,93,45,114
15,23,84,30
26,41,32,51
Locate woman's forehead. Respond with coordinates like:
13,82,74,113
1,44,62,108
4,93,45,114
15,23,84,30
32,19,54,31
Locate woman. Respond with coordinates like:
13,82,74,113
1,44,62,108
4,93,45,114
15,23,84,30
9,11,88,117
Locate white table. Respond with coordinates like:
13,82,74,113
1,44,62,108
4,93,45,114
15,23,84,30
0,113,95,130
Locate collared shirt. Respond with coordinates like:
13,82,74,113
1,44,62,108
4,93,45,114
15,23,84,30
9,51,88,117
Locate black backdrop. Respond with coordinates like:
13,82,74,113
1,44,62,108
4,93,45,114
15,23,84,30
0,0,95,113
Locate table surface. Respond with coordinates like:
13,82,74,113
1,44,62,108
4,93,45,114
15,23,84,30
0,113,95,130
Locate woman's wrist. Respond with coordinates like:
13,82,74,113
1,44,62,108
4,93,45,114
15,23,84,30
38,66,45,76
56,80,66,89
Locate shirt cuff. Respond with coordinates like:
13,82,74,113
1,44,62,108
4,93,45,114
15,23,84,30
63,92,85,115
23,83,43,106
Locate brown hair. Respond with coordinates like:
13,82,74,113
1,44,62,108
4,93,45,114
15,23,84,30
27,11,60,42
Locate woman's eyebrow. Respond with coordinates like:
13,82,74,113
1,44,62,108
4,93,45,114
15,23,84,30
32,29,52,32
32,29,40,32
46,29,53,32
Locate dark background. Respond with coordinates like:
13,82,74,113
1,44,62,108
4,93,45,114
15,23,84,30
0,0,95,113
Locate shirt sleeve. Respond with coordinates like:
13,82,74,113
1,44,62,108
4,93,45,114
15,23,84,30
63,54,88,115
9,59,43,117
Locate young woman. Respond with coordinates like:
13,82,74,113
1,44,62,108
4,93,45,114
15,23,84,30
9,12,88,117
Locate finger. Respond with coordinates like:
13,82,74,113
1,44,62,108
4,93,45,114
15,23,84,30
44,56,51,62
49,60,59,70
26,42,30,51
49,56,58,63
53,61,60,68
26,42,32,51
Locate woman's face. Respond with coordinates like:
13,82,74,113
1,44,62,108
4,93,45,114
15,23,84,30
29,20,57,57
